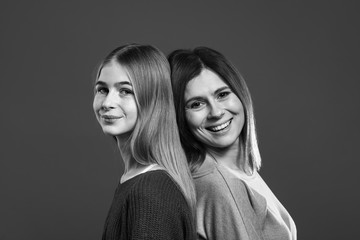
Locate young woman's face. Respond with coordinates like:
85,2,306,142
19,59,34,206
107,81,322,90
184,69,245,150
93,62,138,137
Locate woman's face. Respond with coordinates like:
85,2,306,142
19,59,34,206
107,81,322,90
93,62,138,137
184,69,245,150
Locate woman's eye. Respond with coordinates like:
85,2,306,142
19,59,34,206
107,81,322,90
95,87,108,94
189,101,204,109
218,91,230,99
119,88,133,95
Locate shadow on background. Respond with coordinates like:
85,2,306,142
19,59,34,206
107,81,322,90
1,1,359,239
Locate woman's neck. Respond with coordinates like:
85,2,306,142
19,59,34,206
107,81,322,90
116,134,133,172
116,135,161,183
120,163,158,183
206,139,251,174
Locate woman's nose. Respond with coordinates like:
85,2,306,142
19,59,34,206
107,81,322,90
207,101,225,119
101,91,117,110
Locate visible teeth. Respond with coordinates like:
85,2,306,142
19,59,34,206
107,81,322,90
210,120,231,132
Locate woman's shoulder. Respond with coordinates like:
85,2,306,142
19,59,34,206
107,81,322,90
192,156,217,179
193,158,244,186
193,161,252,201
131,169,176,188
193,168,227,197
194,163,267,240
129,170,187,204
118,170,196,240
135,168,173,182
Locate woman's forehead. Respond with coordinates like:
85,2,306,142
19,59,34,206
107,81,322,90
97,62,132,86
184,69,228,98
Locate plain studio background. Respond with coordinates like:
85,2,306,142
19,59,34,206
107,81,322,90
1,1,359,239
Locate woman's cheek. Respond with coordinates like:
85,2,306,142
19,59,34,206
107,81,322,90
186,110,205,130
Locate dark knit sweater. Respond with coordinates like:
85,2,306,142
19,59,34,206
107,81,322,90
102,170,196,240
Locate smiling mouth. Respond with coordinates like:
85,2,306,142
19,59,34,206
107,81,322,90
206,119,232,132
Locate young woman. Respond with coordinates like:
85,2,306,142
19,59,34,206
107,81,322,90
169,47,297,240
93,44,196,240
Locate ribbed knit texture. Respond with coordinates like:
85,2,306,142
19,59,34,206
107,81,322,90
102,170,196,240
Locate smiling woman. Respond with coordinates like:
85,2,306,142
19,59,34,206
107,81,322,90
169,47,297,240
93,44,197,240
93,62,137,137
184,68,245,149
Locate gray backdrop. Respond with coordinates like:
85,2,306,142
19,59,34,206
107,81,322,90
1,1,359,239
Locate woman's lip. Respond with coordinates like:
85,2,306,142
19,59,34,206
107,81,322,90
205,119,232,129
205,119,232,132
101,115,122,119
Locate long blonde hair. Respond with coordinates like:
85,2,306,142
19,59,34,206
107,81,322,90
97,43,196,219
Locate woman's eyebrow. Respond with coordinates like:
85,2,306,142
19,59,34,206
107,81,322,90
115,81,132,87
214,86,230,94
95,81,106,87
94,81,132,87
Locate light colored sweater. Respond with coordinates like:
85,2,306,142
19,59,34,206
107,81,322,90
193,158,297,240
